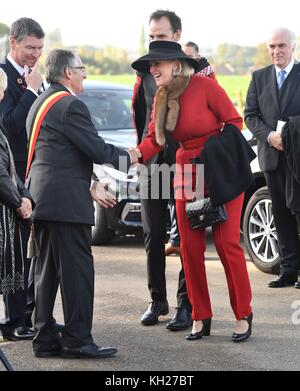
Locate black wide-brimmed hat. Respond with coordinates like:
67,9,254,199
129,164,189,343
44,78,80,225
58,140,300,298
131,41,200,73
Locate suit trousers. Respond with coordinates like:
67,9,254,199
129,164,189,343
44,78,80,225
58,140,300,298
264,153,300,274
32,221,94,348
176,193,252,321
25,257,36,327
140,173,191,309
168,198,180,246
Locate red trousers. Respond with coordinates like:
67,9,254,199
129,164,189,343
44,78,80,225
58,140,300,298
176,193,252,321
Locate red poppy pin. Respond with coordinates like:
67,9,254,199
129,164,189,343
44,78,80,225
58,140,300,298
17,77,26,90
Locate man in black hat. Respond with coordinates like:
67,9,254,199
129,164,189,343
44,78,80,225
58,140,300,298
132,10,193,331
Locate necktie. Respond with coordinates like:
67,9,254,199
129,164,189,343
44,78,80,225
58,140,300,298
278,69,287,89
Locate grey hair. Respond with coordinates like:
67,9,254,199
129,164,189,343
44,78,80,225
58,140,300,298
0,68,8,91
173,60,195,78
45,49,77,84
10,17,44,42
268,27,297,49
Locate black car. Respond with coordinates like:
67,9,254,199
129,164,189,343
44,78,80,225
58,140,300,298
80,81,280,274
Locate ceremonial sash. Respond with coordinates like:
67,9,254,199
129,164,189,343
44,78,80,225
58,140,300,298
26,91,71,179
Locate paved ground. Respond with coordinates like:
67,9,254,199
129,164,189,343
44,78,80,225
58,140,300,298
1,232,300,374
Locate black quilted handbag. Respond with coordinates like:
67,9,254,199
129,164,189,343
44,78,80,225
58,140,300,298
185,197,227,229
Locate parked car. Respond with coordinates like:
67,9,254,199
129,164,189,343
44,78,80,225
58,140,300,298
79,80,280,274
241,130,279,274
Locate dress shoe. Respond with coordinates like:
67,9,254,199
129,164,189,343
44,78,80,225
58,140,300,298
61,343,117,359
0,325,36,341
53,322,65,333
141,301,169,325
33,342,61,358
295,280,300,289
268,273,298,288
166,307,192,331
186,319,211,341
232,312,253,343
165,242,180,256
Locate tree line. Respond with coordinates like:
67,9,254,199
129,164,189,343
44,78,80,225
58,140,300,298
212,40,300,74
0,23,132,75
1,23,300,75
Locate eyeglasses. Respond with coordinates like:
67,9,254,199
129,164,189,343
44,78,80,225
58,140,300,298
268,43,289,50
70,66,86,72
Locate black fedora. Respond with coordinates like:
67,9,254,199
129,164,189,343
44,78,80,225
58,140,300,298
131,41,200,73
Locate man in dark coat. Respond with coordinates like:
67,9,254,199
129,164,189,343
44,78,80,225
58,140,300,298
26,49,137,358
132,10,192,331
245,27,300,288
281,115,300,266
0,17,44,341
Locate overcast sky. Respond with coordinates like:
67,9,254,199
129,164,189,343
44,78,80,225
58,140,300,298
1,0,299,52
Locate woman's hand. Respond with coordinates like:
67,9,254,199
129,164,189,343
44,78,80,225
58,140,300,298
16,197,32,219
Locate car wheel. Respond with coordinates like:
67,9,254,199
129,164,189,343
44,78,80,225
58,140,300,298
92,202,115,245
243,186,280,274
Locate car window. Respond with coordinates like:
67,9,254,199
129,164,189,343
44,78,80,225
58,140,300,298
79,89,133,131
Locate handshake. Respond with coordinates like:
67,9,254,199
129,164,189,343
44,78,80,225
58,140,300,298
127,147,142,164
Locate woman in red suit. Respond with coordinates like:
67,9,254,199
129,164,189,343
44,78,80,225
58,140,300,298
131,41,253,342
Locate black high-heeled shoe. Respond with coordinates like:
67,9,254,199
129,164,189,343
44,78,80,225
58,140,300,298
186,318,211,341
232,312,253,343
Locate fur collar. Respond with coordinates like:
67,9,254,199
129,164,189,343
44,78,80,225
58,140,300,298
154,76,190,146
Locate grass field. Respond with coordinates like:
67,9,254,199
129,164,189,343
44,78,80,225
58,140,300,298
88,73,251,108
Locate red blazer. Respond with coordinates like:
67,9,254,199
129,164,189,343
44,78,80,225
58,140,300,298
138,76,243,200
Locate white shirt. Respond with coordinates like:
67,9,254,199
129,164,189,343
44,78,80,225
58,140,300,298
275,59,295,81
64,86,76,96
7,53,38,97
267,59,295,144
7,53,24,75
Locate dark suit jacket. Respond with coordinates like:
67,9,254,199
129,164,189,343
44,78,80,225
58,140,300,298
244,62,300,172
26,83,130,226
282,115,300,213
0,59,37,164
0,130,31,208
